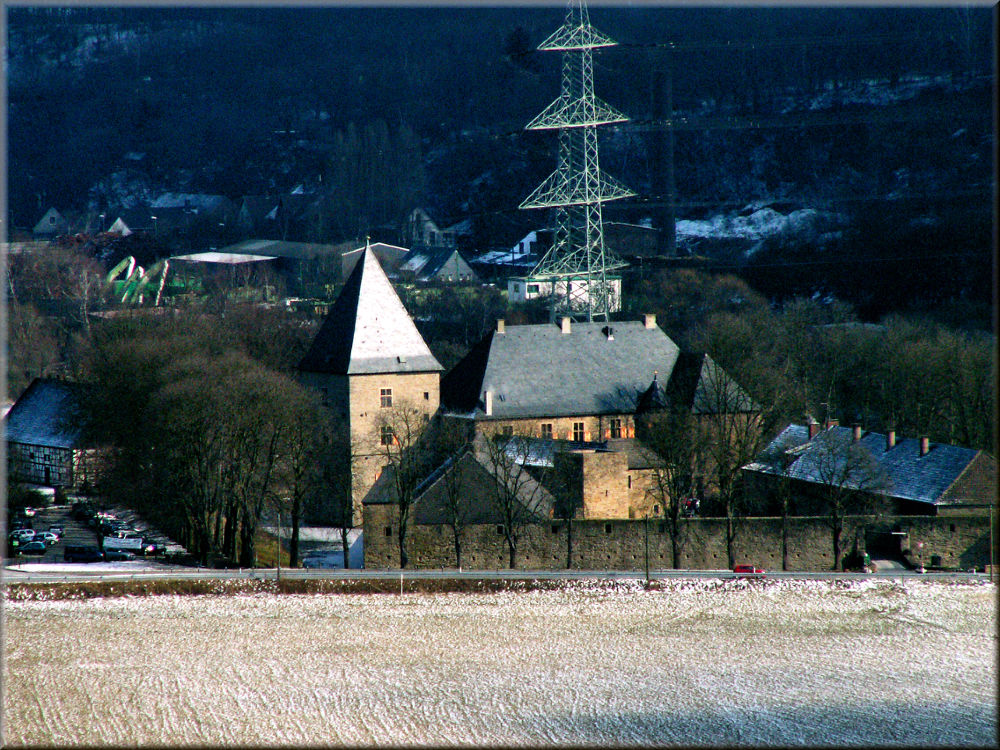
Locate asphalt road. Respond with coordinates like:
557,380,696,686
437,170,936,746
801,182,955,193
2,564,990,585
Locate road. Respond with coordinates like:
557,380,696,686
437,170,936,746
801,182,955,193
2,564,990,585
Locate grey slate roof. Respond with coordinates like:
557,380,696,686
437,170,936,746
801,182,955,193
400,248,477,281
3,379,92,449
364,448,555,524
441,319,682,419
298,245,443,375
745,424,986,507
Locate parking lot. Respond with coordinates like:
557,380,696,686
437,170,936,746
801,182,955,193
6,498,184,564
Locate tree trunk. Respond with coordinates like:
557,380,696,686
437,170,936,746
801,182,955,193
726,507,736,570
508,543,516,570
565,516,573,570
290,495,301,568
397,528,408,569
832,519,843,572
341,526,351,569
453,529,462,569
781,508,789,572
239,518,256,568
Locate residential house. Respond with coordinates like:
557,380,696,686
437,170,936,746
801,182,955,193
403,208,469,249
32,208,70,237
398,247,479,283
3,378,102,490
743,422,997,516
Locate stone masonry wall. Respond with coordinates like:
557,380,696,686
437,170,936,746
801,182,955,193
363,508,991,572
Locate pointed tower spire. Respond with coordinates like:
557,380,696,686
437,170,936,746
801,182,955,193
299,244,442,375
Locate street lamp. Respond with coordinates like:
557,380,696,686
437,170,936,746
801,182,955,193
150,215,158,236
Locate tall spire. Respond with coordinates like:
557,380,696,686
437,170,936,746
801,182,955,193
519,0,635,322
299,244,442,375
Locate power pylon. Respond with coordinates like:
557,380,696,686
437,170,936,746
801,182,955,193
519,0,635,322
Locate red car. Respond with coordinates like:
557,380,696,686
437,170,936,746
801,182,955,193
733,565,766,576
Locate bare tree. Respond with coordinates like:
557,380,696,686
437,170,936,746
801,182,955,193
477,430,552,569
374,401,434,568
641,406,707,569
802,429,891,571
696,356,770,569
434,427,473,569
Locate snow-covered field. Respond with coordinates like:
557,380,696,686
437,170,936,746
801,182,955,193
3,579,995,746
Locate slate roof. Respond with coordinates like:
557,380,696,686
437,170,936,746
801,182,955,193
441,319,683,420
3,379,93,449
298,244,443,375
399,248,477,281
744,424,988,507
645,352,757,415
365,446,555,523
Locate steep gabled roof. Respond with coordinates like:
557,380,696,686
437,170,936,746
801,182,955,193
441,320,681,419
298,244,443,375
663,352,757,415
3,378,94,449
745,424,991,507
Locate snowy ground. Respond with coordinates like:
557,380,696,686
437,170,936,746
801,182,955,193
3,579,994,747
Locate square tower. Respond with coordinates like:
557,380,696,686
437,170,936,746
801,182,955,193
299,242,442,526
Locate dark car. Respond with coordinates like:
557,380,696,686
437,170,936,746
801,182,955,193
21,540,48,555
139,542,165,556
103,549,136,562
65,545,104,563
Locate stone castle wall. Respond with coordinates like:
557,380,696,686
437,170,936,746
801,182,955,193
364,506,992,572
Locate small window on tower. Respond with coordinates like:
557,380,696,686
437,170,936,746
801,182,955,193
380,425,395,446
380,388,393,408
424,392,430,401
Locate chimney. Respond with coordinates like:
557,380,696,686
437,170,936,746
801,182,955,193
807,417,820,440
602,325,614,340
919,436,930,456
484,390,493,416
824,417,839,430
644,313,657,329
560,317,572,334
496,319,505,334
852,424,862,442
886,429,896,449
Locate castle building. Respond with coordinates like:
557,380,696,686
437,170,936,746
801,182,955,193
298,242,443,525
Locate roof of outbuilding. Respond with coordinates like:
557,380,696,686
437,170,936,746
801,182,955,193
365,445,555,523
3,379,93,449
298,245,443,375
745,424,988,506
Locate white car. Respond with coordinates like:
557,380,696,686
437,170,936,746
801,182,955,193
35,531,59,545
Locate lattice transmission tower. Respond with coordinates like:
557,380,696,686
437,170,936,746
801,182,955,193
519,0,635,322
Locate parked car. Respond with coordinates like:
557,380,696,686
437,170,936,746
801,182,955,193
48,526,65,538
35,531,59,546
22,506,37,517
14,528,36,541
65,545,104,563
103,549,136,562
139,542,165,556
733,565,766,576
20,541,47,555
